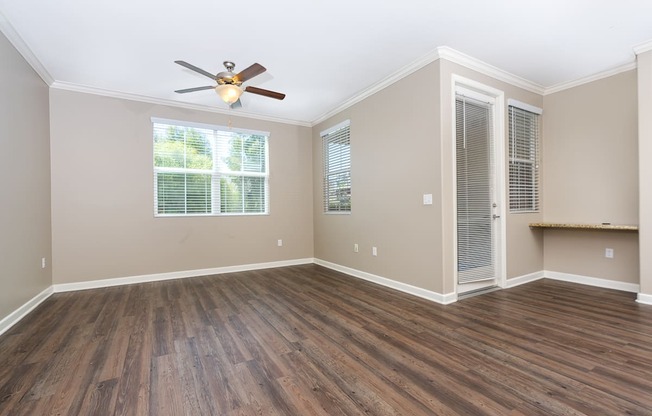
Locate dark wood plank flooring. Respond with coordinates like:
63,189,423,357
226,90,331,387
0,264,651,415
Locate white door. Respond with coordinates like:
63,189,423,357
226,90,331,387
455,89,501,295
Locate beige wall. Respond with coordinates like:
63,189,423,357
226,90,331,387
542,70,639,283
313,59,545,295
0,32,52,321
313,62,444,292
638,51,652,297
543,230,639,283
50,90,313,284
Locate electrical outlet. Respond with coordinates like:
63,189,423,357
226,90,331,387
41,257,46,269
372,246,378,256
277,239,283,247
354,243,359,253
605,248,614,258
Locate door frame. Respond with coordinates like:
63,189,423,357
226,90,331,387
451,75,506,295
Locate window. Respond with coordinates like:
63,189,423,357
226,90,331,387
508,101,541,212
322,120,351,213
152,118,268,216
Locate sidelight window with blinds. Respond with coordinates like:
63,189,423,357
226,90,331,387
152,118,269,216
508,102,541,212
322,120,351,213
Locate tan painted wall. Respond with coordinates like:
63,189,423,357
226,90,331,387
50,90,313,284
638,51,652,296
313,62,444,293
0,32,52,321
544,230,639,283
313,59,545,295
542,70,639,283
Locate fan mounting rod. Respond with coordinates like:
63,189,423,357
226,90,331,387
223,61,236,72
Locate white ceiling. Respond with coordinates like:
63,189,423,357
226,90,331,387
1,0,652,125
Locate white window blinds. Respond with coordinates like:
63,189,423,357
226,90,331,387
322,121,351,213
508,105,540,213
153,119,268,216
456,95,495,283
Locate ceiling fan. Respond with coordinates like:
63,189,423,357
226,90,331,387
174,60,286,109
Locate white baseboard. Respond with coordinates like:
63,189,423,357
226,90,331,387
53,258,315,293
544,270,640,293
0,286,54,337
636,293,652,305
505,271,545,288
314,258,457,305
1,258,314,336
4,260,648,338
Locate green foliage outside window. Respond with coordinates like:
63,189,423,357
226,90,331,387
153,123,268,216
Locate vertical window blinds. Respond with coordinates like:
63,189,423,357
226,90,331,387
153,120,268,216
322,121,351,213
508,105,540,212
456,95,495,283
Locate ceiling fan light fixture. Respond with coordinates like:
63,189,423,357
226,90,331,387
215,84,243,104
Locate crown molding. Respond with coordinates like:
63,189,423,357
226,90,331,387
310,46,548,126
50,81,312,127
436,46,546,95
311,48,443,126
633,39,652,55
0,10,54,85
543,62,637,95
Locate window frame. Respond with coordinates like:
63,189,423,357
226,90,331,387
152,117,269,217
507,100,541,213
321,120,351,214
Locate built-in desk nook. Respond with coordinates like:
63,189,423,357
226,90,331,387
529,223,639,232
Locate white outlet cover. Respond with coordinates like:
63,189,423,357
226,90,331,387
423,194,433,205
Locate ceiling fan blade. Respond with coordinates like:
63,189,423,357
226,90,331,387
174,85,215,94
230,99,242,109
233,63,266,83
244,86,286,100
174,60,216,80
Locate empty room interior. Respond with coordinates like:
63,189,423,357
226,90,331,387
1,1,652,415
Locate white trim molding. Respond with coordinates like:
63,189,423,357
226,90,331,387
311,48,443,125
637,293,652,305
2,262,648,337
53,258,314,293
438,46,545,95
0,10,54,85
0,258,313,336
504,271,545,288
633,39,652,55
312,45,548,126
50,81,312,127
507,99,543,115
544,270,640,293
0,286,54,337
314,258,457,305
544,62,637,95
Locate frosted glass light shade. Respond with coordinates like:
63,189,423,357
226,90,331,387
215,84,243,104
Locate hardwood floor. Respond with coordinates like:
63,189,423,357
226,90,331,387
0,264,651,415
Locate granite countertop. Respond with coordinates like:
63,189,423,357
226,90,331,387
528,223,639,231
